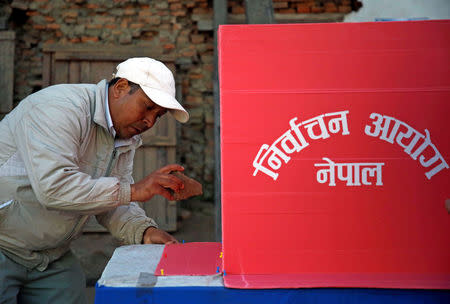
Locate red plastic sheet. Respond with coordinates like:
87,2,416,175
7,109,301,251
219,21,450,289
155,242,222,276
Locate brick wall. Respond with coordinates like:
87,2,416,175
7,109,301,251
3,0,360,201
231,0,361,14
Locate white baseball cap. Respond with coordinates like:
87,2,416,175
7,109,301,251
113,57,189,123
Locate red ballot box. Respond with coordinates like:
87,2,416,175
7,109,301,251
219,20,450,289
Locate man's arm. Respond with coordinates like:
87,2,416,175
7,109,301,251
15,101,129,214
96,157,182,245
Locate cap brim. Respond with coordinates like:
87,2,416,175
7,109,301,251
140,86,189,123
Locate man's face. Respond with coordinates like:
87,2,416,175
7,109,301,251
109,79,167,139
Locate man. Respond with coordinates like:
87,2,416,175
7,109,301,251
0,57,189,303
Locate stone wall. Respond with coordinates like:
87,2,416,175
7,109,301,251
3,0,360,202
234,0,360,14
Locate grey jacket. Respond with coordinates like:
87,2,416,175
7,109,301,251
0,80,157,271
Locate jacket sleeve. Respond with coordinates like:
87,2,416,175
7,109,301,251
96,153,158,245
95,198,159,245
14,100,131,215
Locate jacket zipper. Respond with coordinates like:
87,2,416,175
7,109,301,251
46,215,90,250
105,148,117,177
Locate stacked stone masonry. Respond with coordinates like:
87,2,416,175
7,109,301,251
2,0,360,201
231,0,361,14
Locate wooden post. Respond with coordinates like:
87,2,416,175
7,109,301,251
214,0,227,242
214,0,275,241
0,31,15,116
245,0,275,24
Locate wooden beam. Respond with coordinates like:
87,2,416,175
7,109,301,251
229,13,346,24
245,0,274,24
42,44,175,62
213,0,227,242
0,31,15,114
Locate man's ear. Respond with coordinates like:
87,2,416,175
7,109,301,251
112,78,130,98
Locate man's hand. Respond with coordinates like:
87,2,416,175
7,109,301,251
142,227,178,244
131,164,184,202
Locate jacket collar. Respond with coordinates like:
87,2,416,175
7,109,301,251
93,79,109,131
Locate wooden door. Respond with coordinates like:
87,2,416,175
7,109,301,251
43,44,178,231
0,31,15,118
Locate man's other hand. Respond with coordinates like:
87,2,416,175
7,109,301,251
142,227,178,244
130,164,184,202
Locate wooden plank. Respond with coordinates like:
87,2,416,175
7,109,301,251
0,31,15,113
89,61,117,83
165,200,177,231
52,53,175,64
163,146,177,231
144,146,158,173
213,0,227,241
148,195,169,231
132,148,146,210
50,52,56,84
54,61,69,84
132,147,145,182
245,0,274,24
167,147,176,164
157,111,169,137
0,31,14,39
156,146,168,168
141,115,176,147
140,136,175,147
80,61,91,83
167,113,176,143
43,45,174,63
69,61,80,83
165,147,177,231
142,147,166,228
42,44,155,53
42,53,51,88
228,13,346,24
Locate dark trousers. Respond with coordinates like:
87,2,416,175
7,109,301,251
0,250,87,304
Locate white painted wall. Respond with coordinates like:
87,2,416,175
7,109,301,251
344,0,450,22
